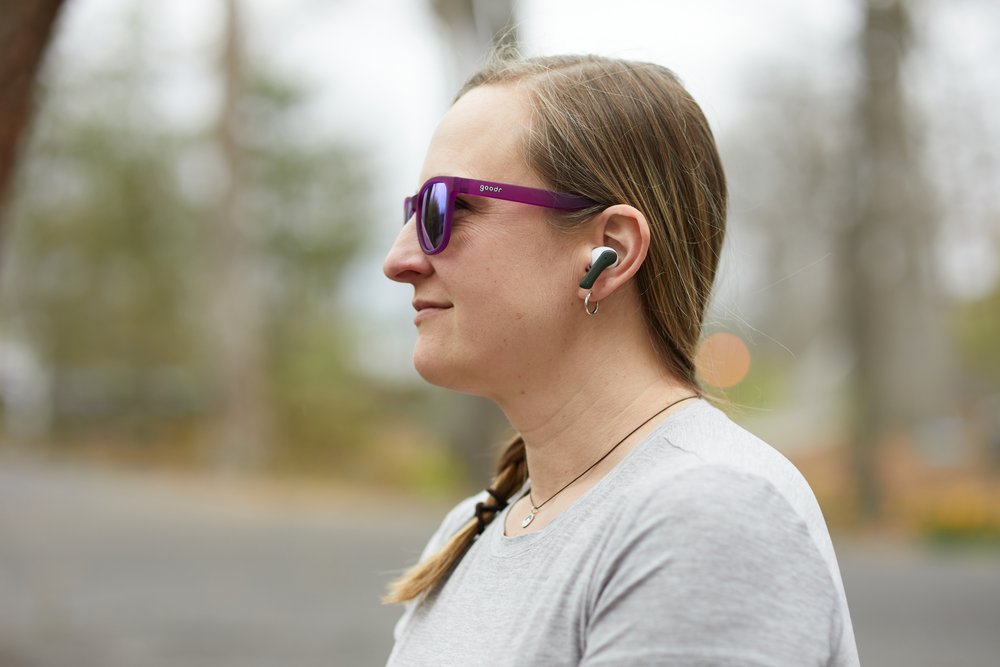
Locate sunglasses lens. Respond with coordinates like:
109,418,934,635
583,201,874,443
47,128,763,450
420,182,449,252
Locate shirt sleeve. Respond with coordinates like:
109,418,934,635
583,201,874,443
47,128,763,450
580,465,842,667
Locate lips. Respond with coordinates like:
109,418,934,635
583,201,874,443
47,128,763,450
412,299,451,325
412,299,452,312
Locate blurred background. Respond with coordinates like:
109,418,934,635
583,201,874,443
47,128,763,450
0,0,998,665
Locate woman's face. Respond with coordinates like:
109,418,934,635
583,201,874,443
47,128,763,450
383,84,583,398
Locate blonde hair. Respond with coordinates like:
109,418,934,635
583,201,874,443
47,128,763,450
383,54,727,605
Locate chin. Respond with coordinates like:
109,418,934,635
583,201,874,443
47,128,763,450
412,343,488,396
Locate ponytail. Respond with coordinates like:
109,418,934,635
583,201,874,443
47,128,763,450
381,434,528,604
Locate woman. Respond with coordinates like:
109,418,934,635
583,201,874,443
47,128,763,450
381,54,859,666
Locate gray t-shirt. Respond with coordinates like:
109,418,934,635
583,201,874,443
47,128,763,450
386,399,860,666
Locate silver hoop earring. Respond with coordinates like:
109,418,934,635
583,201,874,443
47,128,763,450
584,291,599,316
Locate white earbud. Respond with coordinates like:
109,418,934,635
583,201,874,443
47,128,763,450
590,246,620,268
579,246,620,289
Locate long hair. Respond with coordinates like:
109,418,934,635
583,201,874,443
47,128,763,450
383,53,727,605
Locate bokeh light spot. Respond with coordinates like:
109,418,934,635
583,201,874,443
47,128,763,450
695,332,752,388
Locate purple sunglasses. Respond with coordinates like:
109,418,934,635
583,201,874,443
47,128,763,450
403,176,600,255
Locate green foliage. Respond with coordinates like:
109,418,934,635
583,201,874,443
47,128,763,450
0,65,207,430
0,25,387,486
953,286,1000,389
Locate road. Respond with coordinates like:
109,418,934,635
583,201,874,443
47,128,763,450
1,455,998,666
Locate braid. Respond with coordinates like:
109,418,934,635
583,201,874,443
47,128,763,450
381,434,527,605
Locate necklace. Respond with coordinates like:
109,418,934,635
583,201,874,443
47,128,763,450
519,394,699,528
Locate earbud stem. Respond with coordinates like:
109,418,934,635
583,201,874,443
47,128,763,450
579,249,619,289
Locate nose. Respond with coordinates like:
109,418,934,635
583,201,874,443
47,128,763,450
383,218,432,283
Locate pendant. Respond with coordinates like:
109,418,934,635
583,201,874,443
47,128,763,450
521,511,535,528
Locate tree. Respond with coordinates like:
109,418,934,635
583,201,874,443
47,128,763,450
0,2,369,472
204,0,273,472
0,0,66,235
720,0,967,523
843,0,957,520
430,0,518,89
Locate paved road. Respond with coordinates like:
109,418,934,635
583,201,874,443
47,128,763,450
1,455,998,666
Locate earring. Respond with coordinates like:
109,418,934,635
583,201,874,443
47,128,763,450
584,291,599,315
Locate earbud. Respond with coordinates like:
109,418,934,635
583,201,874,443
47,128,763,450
578,246,620,289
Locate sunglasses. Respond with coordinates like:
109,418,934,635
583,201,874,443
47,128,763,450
403,176,599,255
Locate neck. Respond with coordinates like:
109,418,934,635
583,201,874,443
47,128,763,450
490,312,696,503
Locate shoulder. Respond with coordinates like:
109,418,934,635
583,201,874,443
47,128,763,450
643,463,795,513
638,401,833,545
617,464,818,552
657,400,809,484
602,463,840,611
584,466,846,666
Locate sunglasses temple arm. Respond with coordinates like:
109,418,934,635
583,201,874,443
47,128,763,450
454,179,596,210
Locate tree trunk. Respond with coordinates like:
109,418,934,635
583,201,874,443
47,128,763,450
206,0,274,473
430,0,518,90
0,0,66,227
844,0,957,521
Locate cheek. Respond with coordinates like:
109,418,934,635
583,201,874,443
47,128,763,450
410,267,578,389
472,271,574,347
442,225,578,344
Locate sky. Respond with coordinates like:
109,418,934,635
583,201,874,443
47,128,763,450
44,0,1000,380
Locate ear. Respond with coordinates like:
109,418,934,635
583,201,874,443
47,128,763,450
577,204,651,302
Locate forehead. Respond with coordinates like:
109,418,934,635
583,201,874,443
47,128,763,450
420,84,536,186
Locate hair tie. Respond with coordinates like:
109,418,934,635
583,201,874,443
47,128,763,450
473,487,508,535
